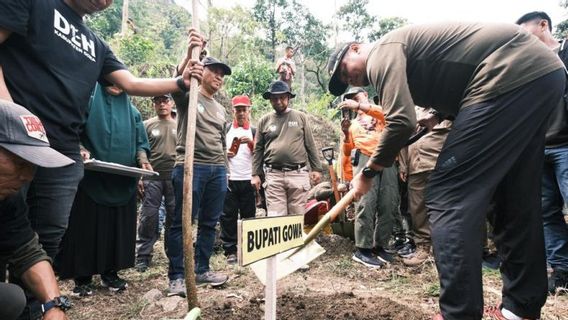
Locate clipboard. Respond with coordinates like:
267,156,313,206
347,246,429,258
84,159,159,178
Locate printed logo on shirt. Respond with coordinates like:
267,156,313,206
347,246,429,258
171,129,177,136
269,125,277,132
53,9,96,62
151,129,161,137
288,121,299,127
197,103,205,113
20,115,49,143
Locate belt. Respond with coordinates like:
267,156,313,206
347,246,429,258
265,162,306,171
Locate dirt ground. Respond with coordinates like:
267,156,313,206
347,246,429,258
61,234,568,320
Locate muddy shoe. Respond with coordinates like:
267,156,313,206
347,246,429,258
196,271,228,287
482,252,501,270
352,250,385,268
484,304,540,320
403,248,429,266
167,278,186,297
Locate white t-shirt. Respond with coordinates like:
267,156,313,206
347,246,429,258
226,126,254,180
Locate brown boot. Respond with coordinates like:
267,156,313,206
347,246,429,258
402,246,430,266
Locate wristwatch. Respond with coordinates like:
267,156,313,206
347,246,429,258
41,296,72,314
362,166,380,179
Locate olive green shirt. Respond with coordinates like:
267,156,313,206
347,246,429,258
253,109,323,176
144,117,177,180
173,91,227,166
367,22,564,167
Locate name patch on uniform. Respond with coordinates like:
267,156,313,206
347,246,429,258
151,129,161,137
288,121,298,127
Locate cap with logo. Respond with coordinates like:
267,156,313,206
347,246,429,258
0,101,74,168
202,57,232,76
327,41,357,96
231,95,252,107
262,80,296,100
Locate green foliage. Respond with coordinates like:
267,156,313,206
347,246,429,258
555,19,568,39
85,0,123,40
224,56,275,98
253,0,289,60
369,17,408,41
114,34,157,67
336,0,377,41
305,93,336,120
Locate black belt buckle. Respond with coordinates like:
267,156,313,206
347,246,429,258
266,163,305,172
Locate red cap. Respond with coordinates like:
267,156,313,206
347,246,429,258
231,95,252,107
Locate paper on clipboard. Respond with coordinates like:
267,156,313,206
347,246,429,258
83,159,159,178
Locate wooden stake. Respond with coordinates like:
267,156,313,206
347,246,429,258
265,256,277,320
182,0,201,311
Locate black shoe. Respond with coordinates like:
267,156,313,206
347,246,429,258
352,250,385,268
374,247,395,263
397,240,416,258
549,268,568,294
101,272,128,292
72,283,94,297
135,260,149,273
482,252,501,270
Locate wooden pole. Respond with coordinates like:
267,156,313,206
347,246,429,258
182,0,201,311
121,0,129,36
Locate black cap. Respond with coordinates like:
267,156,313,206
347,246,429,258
152,93,173,101
327,41,357,96
203,56,232,76
262,80,296,99
342,87,365,101
0,100,74,168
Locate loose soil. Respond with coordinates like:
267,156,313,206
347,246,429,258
61,234,568,320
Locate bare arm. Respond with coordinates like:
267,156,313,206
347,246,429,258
21,261,67,320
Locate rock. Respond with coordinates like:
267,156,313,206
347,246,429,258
142,289,163,303
156,296,184,312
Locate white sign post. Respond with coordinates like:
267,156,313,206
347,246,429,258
238,215,305,320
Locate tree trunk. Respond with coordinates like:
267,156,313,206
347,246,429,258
121,0,129,36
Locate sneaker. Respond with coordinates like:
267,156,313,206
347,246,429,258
482,252,501,270
549,268,568,294
484,304,540,320
352,250,385,268
196,271,228,287
385,234,407,254
226,254,237,265
374,247,395,263
135,260,149,273
72,283,94,297
397,239,416,258
167,278,186,297
100,272,128,292
403,248,429,266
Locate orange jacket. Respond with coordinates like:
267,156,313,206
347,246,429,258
341,105,385,181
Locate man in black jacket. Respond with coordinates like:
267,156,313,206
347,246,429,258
517,11,568,295
0,100,74,320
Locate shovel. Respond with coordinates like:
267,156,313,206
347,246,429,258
250,189,355,284
321,147,340,203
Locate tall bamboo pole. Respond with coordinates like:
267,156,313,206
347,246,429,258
182,0,201,311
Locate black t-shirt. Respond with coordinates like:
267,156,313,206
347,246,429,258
0,0,126,154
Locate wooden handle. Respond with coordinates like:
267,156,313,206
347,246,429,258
181,0,201,311
303,189,355,245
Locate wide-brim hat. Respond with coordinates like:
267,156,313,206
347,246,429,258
327,41,357,96
0,101,74,168
262,80,296,99
203,56,232,76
